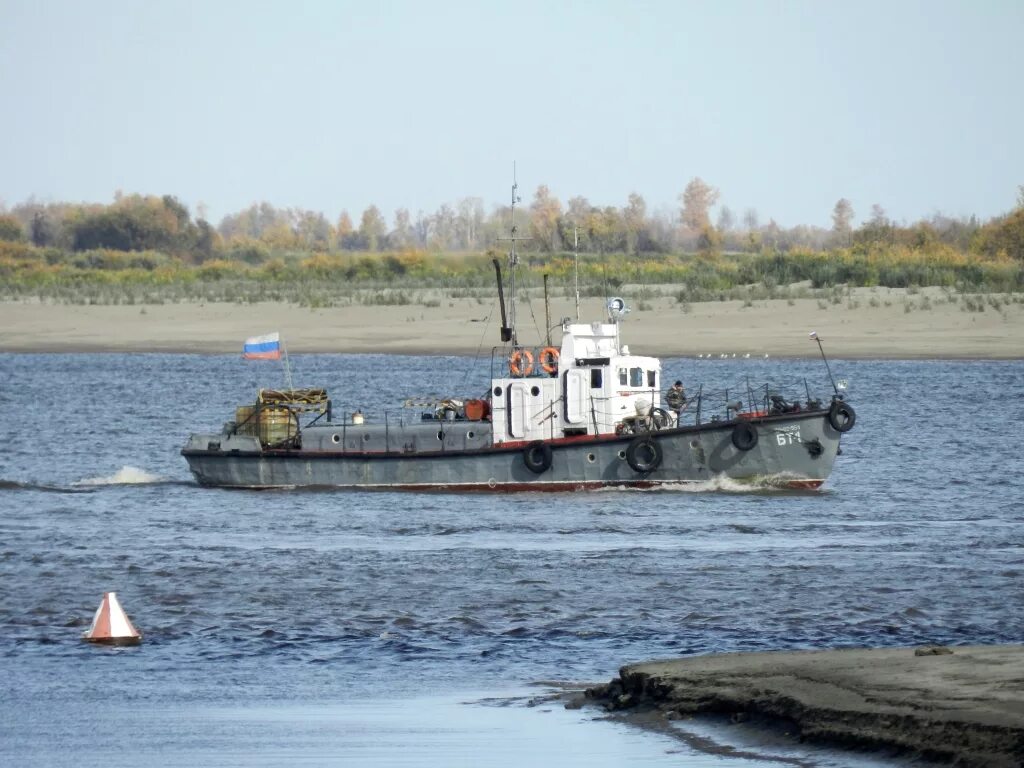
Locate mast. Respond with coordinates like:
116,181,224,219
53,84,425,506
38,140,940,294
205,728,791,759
497,163,528,347
543,273,551,346
508,165,521,346
573,224,580,321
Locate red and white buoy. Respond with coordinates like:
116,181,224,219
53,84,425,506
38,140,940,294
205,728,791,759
82,592,143,646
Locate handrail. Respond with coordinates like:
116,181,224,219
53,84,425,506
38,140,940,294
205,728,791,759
262,376,832,450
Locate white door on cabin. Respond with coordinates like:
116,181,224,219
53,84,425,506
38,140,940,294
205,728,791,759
507,383,528,439
565,370,589,426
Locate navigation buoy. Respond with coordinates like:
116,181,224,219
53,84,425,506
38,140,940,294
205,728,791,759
82,592,142,646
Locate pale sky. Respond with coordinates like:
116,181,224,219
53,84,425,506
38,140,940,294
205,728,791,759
1,0,1021,228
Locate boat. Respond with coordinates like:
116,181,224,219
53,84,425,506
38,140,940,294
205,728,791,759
182,180,856,492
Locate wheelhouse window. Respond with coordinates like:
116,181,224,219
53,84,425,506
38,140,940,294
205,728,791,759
630,367,643,387
618,368,627,386
647,370,657,388
591,369,603,388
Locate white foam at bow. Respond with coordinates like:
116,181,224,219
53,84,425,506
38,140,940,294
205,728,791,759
74,465,166,486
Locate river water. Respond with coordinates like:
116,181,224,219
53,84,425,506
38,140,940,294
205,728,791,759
1,352,1022,766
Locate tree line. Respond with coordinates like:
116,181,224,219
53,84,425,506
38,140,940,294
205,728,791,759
0,180,1022,266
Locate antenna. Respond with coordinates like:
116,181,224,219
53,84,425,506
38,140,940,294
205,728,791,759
573,224,580,321
809,331,839,397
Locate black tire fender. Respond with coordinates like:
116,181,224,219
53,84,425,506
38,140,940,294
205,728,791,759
731,421,758,451
828,400,856,433
522,440,553,474
626,436,663,473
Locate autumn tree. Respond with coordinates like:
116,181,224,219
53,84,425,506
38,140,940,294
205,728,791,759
70,194,200,253
743,208,761,250
623,192,647,255
716,205,735,233
30,209,55,246
590,207,626,254
855,204,893,247
194,219,218,260
831,198,854,245
219,202,291,242
335,210,355,250
0,214,24,242
561,196,592,251
456,197,484,250
529,185,563,252
412,211,431,246
294,210,332,250
974,207,1024,260
679,177,719,232
430,203,456,250
391,208,413,249
762,219,782,251
359,205,386,251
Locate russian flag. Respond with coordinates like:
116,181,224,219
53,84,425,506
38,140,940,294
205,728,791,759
243,332,281,360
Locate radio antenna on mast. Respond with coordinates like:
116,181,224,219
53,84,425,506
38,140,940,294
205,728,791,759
573,224,580,321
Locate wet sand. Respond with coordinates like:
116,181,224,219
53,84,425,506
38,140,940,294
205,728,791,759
1,286,1022,357
586,645,1024,766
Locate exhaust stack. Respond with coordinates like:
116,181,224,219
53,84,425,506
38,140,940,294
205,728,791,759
493,258,513,343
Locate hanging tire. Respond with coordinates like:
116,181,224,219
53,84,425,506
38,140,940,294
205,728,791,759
828,400,856,432
626,436,663,473
522,440,553,474
731,421,758,451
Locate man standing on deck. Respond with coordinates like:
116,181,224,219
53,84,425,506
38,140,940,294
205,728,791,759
665,380,687,418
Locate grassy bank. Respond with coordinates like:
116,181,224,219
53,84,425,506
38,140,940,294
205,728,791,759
1,240,1021,308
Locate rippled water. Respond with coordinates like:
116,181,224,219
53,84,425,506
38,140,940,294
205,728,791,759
2,353,1022,766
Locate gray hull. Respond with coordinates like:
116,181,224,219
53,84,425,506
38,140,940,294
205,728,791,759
182,409,844,491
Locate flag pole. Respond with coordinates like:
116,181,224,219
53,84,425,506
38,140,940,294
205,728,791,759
282,335,294,391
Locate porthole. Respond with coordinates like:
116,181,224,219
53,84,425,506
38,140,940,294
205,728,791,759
587,453,596,463
617,450,626,459
437,431,445,441
331,433,341,444
493,386,503,397
362,433,371,442
467,430,475,439
530,385,540,396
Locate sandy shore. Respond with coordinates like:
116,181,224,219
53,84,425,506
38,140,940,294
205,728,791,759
586,645,1024,766
0,287,1021,357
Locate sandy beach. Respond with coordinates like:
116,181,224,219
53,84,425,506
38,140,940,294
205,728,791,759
1,287,1021,357
587,645,1024,766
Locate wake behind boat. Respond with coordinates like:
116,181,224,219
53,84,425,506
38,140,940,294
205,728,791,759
182,179,856,492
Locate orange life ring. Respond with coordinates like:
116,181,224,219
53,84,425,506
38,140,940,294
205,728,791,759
509,349,534,377
539,346,560,374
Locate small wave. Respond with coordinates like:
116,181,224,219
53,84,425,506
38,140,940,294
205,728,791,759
73,465,167,487
647,473,825,494
588,475,779,494
0,478,95,494
729,524,764,534
650,476,774,493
